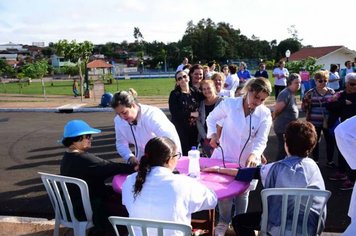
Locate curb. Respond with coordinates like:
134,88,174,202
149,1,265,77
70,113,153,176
0,107,171,113
0,215,57,236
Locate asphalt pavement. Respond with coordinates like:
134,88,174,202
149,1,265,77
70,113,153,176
0,97,352,234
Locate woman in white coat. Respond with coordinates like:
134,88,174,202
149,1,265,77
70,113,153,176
335,116,356,235
206,77,273,235
122,137,217,236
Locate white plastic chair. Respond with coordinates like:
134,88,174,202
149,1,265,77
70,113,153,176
260,188,331,236
39,172,94,236
108,216,192,236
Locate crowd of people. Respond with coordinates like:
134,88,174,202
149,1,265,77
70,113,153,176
57,58,356,235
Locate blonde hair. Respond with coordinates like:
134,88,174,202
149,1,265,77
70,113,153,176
211,72,226,84
314,70,329,81
200,80,217,94
243,77,272,95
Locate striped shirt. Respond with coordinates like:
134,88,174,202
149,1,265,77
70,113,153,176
302,88,335,127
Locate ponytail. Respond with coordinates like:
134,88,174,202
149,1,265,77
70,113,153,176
133,154,150,200
132,137,177,199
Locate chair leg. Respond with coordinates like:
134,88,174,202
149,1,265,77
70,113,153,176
53,219,60,236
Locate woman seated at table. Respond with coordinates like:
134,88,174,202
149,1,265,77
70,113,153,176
60,120,136,235
122,136,218,235
203,120,326,236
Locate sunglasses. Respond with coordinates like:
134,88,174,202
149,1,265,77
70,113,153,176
172,152,182,159
349,82,356,87
84,134,92,140
177,74,188,81
317,80,327,83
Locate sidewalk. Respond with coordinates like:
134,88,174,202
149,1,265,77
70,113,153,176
0,93,169,112
0,93,292,111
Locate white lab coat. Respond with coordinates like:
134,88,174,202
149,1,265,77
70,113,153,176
206,97,272,167
122,167,217,236
114,104,182,161
335,116,356,235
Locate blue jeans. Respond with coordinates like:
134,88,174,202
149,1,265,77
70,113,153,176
218,190,250,224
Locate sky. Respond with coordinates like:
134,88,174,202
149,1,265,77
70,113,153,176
1,0,356,50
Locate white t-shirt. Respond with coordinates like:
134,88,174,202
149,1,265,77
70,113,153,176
225,74,238,90
273,67,289,86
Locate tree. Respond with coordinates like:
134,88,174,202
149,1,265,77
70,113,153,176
276,38,302,60
286,57,323,75
0,59,16,78
287,25,303,42
53,40,93,98
22,59,49,98
133,27,144,41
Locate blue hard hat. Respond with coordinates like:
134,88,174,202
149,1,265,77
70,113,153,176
63,120,101,138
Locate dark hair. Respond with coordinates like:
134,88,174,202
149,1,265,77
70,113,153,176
345,60,351,66
183,63,191,70
285,120,317,157
228,64,237,74
287,73,301,86
189,64,203,77
111,89,137,109
221,64,228,72
133,137,176,199
330,64,338,73
208,60,216,67
62,136,83,147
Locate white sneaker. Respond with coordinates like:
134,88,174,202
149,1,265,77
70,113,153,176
214,222,228,236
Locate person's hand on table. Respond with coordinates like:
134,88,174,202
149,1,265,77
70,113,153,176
202,166,220,173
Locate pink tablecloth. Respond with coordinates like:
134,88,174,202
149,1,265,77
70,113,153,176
112,157,249,200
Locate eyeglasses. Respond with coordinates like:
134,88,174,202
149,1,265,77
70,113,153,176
349,82,356,87
177,74,188,81
172,152,182,159
84,134,92,140
317,79,327,83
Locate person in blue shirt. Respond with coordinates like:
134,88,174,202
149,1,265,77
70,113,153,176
254,63,269,79
204,120,326,236
237,62,251,84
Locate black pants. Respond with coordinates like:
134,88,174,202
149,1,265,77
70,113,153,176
274,85,286,100
276,133,286,161
232,212,261,236
312,126,334,162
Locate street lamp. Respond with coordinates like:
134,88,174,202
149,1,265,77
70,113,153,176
285,49,291,62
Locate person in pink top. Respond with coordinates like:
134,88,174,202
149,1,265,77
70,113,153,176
299,68,310,99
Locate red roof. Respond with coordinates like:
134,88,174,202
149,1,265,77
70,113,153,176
289,46,344,61
87,59,113,68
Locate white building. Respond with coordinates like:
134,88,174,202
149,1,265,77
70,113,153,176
289,46,356,70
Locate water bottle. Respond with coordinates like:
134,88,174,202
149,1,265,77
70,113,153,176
188,146,200,179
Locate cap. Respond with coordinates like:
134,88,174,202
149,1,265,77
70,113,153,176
62,120,101,139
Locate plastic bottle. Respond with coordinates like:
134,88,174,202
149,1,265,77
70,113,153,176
188,146,200,179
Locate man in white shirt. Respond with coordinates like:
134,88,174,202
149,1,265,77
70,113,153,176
176,57,188,72
111,90,182,165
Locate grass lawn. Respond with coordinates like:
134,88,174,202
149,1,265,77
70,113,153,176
0,70,281,97
0,78,178,96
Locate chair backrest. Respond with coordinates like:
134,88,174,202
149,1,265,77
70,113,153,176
108,216,192,236
39,172,93,230
260,188,331,236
